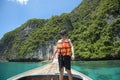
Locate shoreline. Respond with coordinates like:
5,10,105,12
0,58,120,62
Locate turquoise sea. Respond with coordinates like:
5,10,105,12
0,62,48,80
0,60,120,80
72,60,120,80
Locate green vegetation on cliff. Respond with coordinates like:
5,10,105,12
0,0,120,60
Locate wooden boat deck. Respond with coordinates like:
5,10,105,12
7,62,92,80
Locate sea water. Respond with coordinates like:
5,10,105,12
0,62,48,80
72,60,120,80
0,60,120,80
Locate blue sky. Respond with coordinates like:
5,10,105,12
0,0,82,39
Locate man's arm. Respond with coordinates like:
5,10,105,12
52,41,58,59
52,47,58,58
69,39,75,60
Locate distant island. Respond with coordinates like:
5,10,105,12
0,0,120,62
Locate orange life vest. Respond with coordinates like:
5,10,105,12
57,39,71,56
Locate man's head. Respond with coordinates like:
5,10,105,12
60,29,67,36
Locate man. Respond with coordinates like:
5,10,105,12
52,29,75,80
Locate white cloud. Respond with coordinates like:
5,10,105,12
16,0,29,5
8,0,29,5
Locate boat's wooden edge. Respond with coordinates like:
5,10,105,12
17,74,83,80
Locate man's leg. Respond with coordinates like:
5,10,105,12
66,69,72,80
59,67,64,80
58,55,64,80
64,56,72,80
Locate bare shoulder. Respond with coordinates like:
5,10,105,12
57,39,62,43
68,39,73,46
68,39,71,42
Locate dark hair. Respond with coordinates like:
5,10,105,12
60,29,67,36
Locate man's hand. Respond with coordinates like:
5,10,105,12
71,54,75,60
52,55,54,61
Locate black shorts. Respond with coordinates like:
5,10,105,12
58,55,71,71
